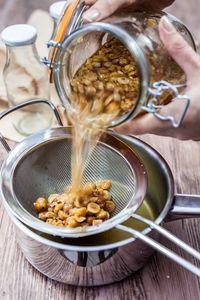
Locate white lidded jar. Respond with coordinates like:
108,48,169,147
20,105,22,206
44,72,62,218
1,24,53,136
49,1,68,39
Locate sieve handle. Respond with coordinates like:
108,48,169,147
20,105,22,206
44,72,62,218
116,214,200,277
0,99,63,152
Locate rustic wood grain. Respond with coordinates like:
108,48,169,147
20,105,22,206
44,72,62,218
0,0,200,299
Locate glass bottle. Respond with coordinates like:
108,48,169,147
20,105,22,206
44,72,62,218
49,1,68,39
1,24,53,136
46,2,196,129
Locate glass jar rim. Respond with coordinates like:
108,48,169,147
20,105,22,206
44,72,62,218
53,22,150,127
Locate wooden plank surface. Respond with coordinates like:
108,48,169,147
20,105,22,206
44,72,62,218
0,0,200,299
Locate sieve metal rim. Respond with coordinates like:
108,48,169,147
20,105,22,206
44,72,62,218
11,138,136,221
0,127,147,238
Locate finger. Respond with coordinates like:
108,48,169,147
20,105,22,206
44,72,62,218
83,0,135,22
115,112,170,136
85,0,96,4
158,16,200,81
115,100,186,137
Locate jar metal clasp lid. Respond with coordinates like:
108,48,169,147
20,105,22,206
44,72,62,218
142,80,190,128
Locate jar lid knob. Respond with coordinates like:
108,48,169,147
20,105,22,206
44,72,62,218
49,1,68,20
1,24,37,47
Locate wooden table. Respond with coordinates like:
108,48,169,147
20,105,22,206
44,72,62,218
0,1,200,299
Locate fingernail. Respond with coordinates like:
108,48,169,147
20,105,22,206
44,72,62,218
161,16,175,33
83,9,100,22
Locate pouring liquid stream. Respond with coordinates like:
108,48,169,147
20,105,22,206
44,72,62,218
68,38,140,195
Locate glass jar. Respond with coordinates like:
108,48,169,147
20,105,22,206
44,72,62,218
1,24,53,136
46,2,195,129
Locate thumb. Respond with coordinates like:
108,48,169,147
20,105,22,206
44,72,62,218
158,16,200,81
83,0,134,22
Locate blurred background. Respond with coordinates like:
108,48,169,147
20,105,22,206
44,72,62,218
0,0,199,42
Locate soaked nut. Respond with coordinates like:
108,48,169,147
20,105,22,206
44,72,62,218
104,201,116,213
92,219,103,226
105,82,115,91
82,78,91,86
104,94,114,106
113,93,121,102
39,211,55,221
121,99,134,112
48,194,59,204
34,197,47,212
58,210,68,220
119,58,128,65
85,86,96,97
77,84,84,94
83,182,96,195
97,180,111,190
87,203,101,214
93,62,101,68
96,209,107,219
55,220,64,227
87,71,98,81
63,203,73,213
86,216,96,225
74,198,83,208
117,77,130,85
46,218,53,224
105,211,110,220
66,216,79,228
89,197,98,203
102,190,112,200
59,194,69,203
95,81,104,91
75,207,87,217
105,101,120,114
74,215,86,223
54,203,64,214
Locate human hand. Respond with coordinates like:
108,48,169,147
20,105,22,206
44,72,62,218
83,0,174,22
115,16,200,141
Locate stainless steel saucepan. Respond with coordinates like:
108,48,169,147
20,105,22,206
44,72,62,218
0,100,200,286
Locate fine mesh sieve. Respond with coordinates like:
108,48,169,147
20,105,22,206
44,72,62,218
7,134,147,238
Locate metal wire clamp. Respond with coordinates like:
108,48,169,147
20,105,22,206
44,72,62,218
142,80,190,128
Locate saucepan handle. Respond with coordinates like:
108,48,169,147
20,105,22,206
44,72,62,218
167,194,200,221
116,213,200,277
0,99,63,153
